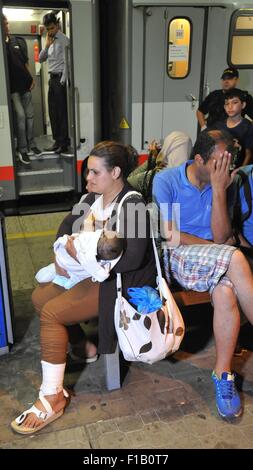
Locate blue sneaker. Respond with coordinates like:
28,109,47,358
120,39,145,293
212,371,242,418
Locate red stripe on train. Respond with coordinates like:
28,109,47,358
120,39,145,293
0,166,15,181
77,160,83,175
0,157,149,181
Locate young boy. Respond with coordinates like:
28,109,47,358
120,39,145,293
214,88,253,167
35,229,124,289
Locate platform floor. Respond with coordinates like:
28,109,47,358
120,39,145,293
1,212,253,449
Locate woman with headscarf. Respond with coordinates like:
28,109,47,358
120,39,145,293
128,131,192,202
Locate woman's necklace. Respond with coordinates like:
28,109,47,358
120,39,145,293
103,189,122,209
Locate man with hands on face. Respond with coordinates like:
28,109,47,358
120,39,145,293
39,12,70,154
153,129,253,420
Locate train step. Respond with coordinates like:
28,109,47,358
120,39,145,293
16,155,63,171
17,168,64,177
17,167,67,193
30,152,74,160
19,185,75,196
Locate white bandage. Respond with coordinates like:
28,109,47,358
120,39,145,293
40,360,66,396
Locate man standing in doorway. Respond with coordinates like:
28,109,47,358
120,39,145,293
2,13,42,165
39,12,70,154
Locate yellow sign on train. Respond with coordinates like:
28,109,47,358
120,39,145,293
119,117,130,129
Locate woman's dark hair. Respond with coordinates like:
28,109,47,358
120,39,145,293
43,12,59,26
89,141,138,180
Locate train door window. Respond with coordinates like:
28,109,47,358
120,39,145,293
167,17,192,78
229,10,253,67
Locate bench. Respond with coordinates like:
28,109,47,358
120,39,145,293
103,289,210,391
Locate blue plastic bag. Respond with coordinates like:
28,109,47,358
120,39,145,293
127,286,162,315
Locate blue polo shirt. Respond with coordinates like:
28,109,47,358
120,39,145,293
152,161,214,240
238,165,253,245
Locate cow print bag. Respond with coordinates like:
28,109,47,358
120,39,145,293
114,192,185,364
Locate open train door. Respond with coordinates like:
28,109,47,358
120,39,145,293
0,1,77,207
0,0,17,204
0,0,100,210
133,3,207,148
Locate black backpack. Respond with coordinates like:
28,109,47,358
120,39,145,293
233,168,252,232
10,35,28,63
140,150,158,203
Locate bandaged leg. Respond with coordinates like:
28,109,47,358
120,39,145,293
40,360,66,396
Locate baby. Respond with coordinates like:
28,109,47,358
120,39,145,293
35,229,124,289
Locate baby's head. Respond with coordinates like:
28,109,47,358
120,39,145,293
97,230,124,261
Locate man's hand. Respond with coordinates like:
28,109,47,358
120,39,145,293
45,33,55,49
210,151,238,244
148,139,161,154
210,151,236,193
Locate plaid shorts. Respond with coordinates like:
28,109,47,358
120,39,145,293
163,244,237,295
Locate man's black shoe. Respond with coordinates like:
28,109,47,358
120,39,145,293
57,145,69,154
18,152,31,165
44,142,59,152
28,146,43,156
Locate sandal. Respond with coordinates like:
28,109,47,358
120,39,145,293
11,389,69,435
68,350,98,363
68,340,98,364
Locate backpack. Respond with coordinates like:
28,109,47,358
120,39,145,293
140,150,159,203
233,167,253,232
10,35,28,63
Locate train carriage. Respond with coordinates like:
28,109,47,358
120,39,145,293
102,0,253,152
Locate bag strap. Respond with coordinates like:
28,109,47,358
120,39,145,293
238,169,252,223
116,190,142,232
233,170,252,235
150,222,174,329
115,191,164,298
150,223,164,292
116,191,142,297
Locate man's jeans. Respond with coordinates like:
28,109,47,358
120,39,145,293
11,91,35,153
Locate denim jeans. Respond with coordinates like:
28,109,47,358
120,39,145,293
11,91,35,153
